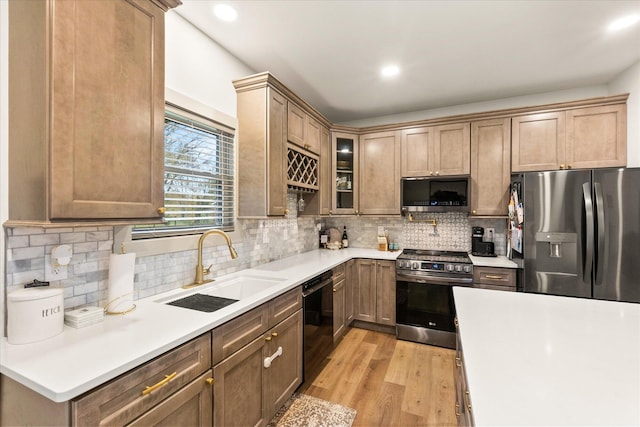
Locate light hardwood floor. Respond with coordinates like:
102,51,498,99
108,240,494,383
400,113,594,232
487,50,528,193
299,327,458,426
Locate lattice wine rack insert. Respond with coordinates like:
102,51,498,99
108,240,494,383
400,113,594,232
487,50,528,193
287,147,319,192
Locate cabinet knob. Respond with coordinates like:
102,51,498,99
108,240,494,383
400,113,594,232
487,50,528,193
559,164,565,169
472,210,477,214
429,171,433,176
157,207,166,215
333,288,337,292
355,209,360,215
329,210,333,215
265,336,272,342
271,332,278,337
567,164,573,169
206,378,214,386
435,171,440,176
284,209,290,215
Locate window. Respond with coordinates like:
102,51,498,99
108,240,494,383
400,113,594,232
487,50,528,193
133,104,235,239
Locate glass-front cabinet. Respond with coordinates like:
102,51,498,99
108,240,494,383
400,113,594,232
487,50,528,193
331,132,359,214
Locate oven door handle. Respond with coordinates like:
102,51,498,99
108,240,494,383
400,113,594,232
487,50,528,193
396,272,473,286
302,277,334,297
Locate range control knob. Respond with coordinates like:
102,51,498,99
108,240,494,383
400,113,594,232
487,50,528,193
411,261,420,270
445,264,455,272
463,265,472,273
454,264,463,272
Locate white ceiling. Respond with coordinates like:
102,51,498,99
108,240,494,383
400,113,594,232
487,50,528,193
176,0,640,123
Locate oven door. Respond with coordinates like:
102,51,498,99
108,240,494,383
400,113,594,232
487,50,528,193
396,273,471,348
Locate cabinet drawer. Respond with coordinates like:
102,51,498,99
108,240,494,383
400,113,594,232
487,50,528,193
332,264,345,279
269,287,302,327
72,333,211,426
213,304,269,365
473,267,516,288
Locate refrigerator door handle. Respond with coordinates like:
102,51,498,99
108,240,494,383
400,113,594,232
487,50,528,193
594,182,605,286
582,182,594,282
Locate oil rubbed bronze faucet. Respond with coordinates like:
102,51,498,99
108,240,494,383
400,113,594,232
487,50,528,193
183,230,238,289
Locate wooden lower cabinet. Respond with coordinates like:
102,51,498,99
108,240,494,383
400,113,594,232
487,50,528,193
473,267,516,291
455,326,474,426
130,370,213,426
333,276,346,341
213,289,303,426
213,336,267,427
354,259,396,326
345,260,355,324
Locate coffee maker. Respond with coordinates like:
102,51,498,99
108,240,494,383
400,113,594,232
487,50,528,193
472,226,496,257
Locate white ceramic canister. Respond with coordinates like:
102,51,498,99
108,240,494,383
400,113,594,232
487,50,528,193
7,287,64,344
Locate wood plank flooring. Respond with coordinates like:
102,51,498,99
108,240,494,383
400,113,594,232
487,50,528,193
299,327,458,426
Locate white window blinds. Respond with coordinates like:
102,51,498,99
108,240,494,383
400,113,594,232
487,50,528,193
133,106,235,239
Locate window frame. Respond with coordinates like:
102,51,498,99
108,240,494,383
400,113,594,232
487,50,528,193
115,89,239,257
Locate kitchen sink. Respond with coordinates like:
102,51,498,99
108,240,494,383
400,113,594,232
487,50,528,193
158,274,287,310
199,275,287,300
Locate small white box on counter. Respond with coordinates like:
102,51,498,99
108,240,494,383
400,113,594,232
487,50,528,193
7,287,64,344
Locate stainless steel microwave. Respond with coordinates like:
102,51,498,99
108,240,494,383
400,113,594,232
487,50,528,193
401,176,470,213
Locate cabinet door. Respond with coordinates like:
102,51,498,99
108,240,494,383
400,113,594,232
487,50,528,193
333,278,346,341
375,261,396,326
331,132,359,215
345,260,355,323
354,260,376,322
470,118,511,216
359,131,401,215
267,90,289,216
47,0,166,219
128,371,213,427
265,310,303,419
401,127,433,177
306,116,322,154
287,102,307,148
213,337,266,427
566,104,626,169
432,122,470,176
512,112,566,172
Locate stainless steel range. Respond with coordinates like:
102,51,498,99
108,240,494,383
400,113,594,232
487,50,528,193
396,249,473,349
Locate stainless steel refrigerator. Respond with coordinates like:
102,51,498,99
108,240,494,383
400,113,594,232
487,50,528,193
511,168,640,303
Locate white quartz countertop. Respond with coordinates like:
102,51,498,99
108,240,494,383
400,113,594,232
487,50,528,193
453,287,640,426
0,248,399,402
468,254,517,268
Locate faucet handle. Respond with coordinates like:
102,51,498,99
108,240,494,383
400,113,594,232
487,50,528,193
203,264,213,276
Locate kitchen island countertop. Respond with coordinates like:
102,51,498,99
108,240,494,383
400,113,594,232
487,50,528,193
454,286,640,426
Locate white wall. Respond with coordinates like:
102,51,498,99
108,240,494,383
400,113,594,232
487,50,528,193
165,11,254,119
609,60,640,167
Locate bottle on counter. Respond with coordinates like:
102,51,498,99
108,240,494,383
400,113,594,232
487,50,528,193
342,226,349,248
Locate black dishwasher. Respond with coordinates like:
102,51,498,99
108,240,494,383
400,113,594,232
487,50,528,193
301,270,334,383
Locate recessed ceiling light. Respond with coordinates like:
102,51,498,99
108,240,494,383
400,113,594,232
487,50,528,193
381,64,400,78
214,4,238,22
608,14,640,32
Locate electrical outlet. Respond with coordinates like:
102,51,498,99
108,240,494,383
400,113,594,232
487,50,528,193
486,228,495,242
45,255,68,281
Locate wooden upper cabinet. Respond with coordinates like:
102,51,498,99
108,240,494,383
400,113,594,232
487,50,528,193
287,101,320,154
512,111,566,172
433,122,471,176
565,104,626,169
9,0,176,223
512,104,626,172
236,87,288,217
471,119,511,216
401,127,433,177
401,123,469,177
359,131,401,215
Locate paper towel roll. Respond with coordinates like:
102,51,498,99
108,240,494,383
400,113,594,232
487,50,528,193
106,252,136,314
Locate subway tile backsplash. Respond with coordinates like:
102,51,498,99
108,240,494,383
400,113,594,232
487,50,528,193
4,194,506,312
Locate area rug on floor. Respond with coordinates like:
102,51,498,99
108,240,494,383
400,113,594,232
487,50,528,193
267,393,357,427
